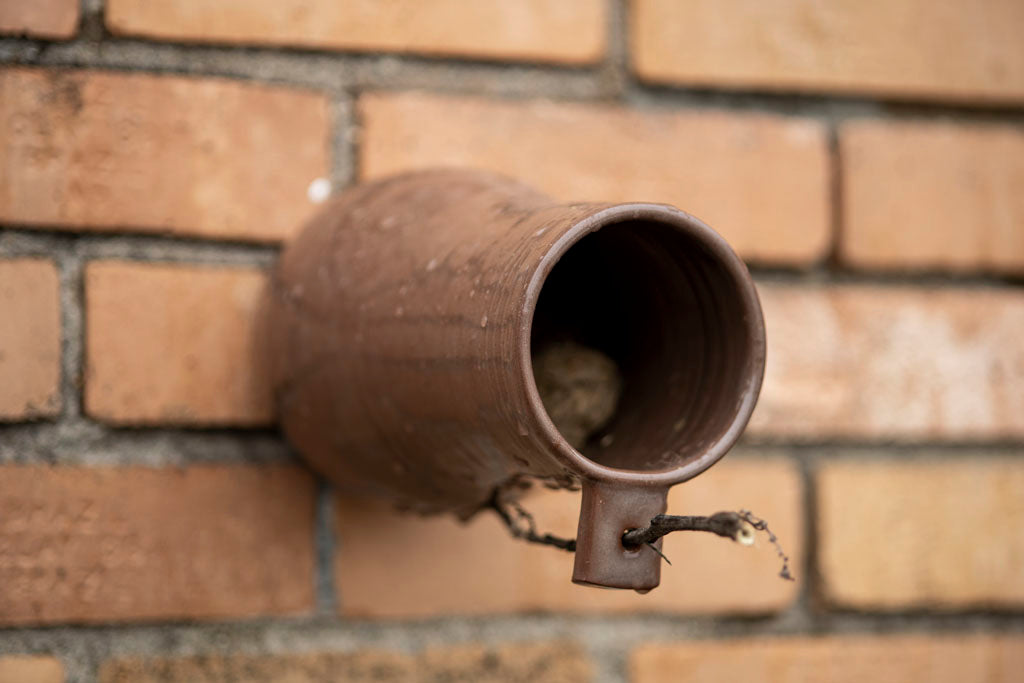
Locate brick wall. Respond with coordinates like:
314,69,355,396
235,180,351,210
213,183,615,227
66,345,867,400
1,1,1022,682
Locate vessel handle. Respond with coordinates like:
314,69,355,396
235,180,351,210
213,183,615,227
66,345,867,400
571,480,669,592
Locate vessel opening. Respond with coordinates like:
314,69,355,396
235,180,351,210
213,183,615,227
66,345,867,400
530,218,758,473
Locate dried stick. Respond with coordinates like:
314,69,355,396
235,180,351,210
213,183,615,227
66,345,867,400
489,493,577,552
621,512,755,547
488,497,793,581
624,510,794,581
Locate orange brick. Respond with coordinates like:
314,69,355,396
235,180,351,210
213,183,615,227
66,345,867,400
85,261,272,426
818,459,1024,609
631,0,1024,104
0,0,78,39
106,0,605,65
334,458,801,618
0,68,328,242
0,464,315,625
631,635,1024,683
101,652,414,683
0,259,61,420
0,656,64,683
840,119,1024,273
358,92,830,265
749,285,1024,440
100,643,590,683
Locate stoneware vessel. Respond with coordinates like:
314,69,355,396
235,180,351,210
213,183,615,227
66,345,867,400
267,168,765,591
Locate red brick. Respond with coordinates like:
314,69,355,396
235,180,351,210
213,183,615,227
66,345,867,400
0,464,315,625
106,0,605,65
631,0,1024,104
0,259,61,420
749,285,1024,440
334,458,801,618
632,635,1024,683
0,0,78,39
0,656,64,683
358,91,830,265
818,458,1024,609
100,643,590,683
85,261,272,426
0,68,328,242
840,119,1024,273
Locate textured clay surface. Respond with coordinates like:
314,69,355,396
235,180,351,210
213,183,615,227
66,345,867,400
631,0,1024,103
0,464,316,625
632,635,1024,683
818,459,1024,609
0,0,78,39
358,91,830,265
750,284,1024,440
0,68,328,242
85,261,273,426
0,258,61,420
0,656,64,683
106,0,605,64
841,119,1024,273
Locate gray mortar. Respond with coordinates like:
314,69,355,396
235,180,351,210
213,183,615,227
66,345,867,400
329,94,358,188
313,484,340,616
3,612,1024,683
20,39,620,102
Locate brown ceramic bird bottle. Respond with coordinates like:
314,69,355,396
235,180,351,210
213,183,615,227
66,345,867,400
267,168,765,591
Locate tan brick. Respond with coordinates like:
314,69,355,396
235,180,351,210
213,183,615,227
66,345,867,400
0,464,315,625
0,0,78,39
106,0,604,65
85,261,272,426
749,285,1024,440
631,635,1024,683
840,119,1024,273
0,656,64,683
335,458,801,618
359,92,830,265
100,642,590,683
0,68,328,242
101,651,413,683
0,259,61,420
818,458,1024,609
631,0,1024,104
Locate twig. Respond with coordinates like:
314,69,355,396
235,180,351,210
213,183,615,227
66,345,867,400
738,509,795,581
621,512,756,548
644,542,672,565
488,492,576,552
622,510,793,581
488,495,794,581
